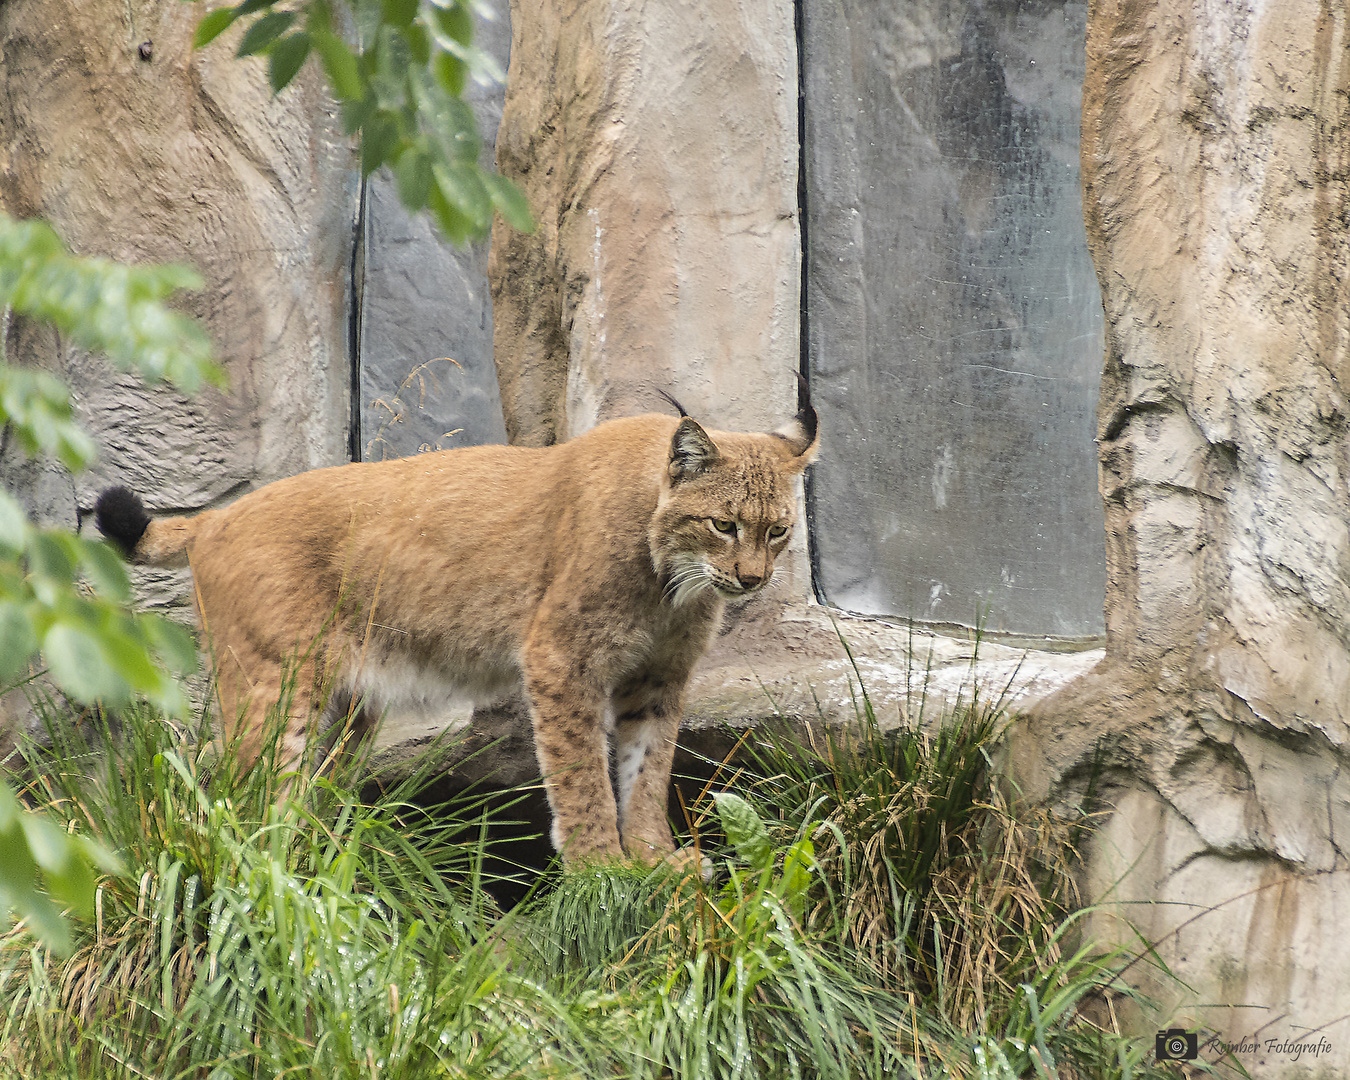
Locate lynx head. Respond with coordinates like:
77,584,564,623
649,401,819,606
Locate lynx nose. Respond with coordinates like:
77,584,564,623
736,569,765,591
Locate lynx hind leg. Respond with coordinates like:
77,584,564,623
524,656,625,865
213,650,328,784
612,684,684,863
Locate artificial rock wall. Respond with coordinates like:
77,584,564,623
1015,0,1350,1071
0,0,356,575
489,0,801,448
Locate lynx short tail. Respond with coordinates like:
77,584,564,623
95,486,194,567
94,486,152,557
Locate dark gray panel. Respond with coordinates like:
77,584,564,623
356,5,511,458
804,0,1105,638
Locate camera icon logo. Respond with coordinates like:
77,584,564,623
1156,1028,1199,1062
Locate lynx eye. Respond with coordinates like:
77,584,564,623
767,524,788,539
711,518,737,535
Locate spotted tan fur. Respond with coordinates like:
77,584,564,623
97,406,818,867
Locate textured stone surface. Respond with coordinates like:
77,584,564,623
489,0,802,447
374,605,1102,785
0,0,357,535
1013,1,1350,1071
487,0,809,605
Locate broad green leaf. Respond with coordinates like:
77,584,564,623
0,603,36,683
97,614,164,689
42,620,129,705
381,0,419,27
0,489,26,553
19,812,72,876
0,217,221,397
394,147,433,210
482,171,535,233
236,10,296,57
192,7,239,49
268,31,312,93
145,615,199,675
76,536,131,603
433,161,492,228
714,793,773,873
27,531,76,595
311,28,364,101
361,112,400,177
404,21,431,66
43,845,97,918
431,3,474,49
777,837,815,918
427,175,473,244
434,50,467,97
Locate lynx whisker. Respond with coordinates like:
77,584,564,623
664,559,713,607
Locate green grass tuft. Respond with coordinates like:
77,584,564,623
0,641,1192,1080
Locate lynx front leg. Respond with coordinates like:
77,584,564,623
612,681,686,862
523,654,624,864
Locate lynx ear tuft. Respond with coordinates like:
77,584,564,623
655,388,690,418
771,404,820,465
669,417,720,482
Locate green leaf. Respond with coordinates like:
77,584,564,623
394,148,433,210
777,837,815,918
27,531,75,592
0,820,71,952
76,537,131,603
434,50,467,97
404,22,431,67
361,112,401,177
381,0,419,27
19,812,72,877
97,614,164,690
427,174,474,244
236,10,296,57
432,161,492,228
268,31,312,93
145,615,198,675
0,603,36,683
311,28,364,102
370,28,411,110
481,171,535,233
430,3,474,50
42,620,129,705
714,793,774,873
192,7,240,49
0,489,26,553
0,216,221,399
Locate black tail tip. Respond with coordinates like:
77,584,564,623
95,486,150,558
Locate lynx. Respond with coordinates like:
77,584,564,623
95,397,818,867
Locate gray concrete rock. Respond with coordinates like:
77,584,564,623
355,5,512,459
1014,1,1350,1072
489,0,802,445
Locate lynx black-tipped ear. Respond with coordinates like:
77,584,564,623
95,485,150,558
655,388,690,418
668,417,720,481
